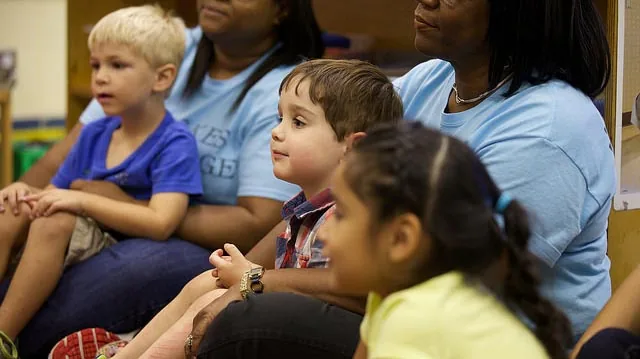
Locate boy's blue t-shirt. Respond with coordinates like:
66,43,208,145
394,60,616,343
79,27,300,205
52,111,202,200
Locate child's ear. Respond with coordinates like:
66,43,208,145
386,213,424,264
153,64,178,93
343,132,366,155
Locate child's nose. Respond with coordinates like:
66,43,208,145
272,122,284,141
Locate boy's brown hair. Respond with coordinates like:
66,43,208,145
279,59,404,140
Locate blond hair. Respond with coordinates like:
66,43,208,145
88,4,185,68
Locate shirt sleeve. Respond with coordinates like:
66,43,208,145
478,137,587,267
237,112,300,201
50,133,84,189
150,130,203,196
79,98,106,125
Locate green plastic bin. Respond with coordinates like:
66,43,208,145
13,142,51,181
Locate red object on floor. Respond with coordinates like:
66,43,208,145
49,328,120,359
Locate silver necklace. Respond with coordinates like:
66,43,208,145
452,73,514,105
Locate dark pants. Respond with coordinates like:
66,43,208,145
0,238,211,359
576,328,640,359
197,292,363,359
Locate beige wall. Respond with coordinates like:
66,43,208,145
624,4,640,112
0,0,67,118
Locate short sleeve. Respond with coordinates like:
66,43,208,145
478,137,587,267
237,113,300,201
368,298,439,359
51,136,84,189
79,99,107,125
150,131,203,196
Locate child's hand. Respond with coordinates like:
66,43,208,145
24,189,86,219
0,182,32,215
210,243,259,289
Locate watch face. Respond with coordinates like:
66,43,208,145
250,281,264,293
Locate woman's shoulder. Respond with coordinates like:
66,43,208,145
237,63,297,114
184,27,203,52
499,80,605,139
394,60,453,107
394,60,453,90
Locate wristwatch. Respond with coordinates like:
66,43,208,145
240,266,265,300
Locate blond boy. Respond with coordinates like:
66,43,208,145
0,5,201,355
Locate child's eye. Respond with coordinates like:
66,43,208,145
277,116,283,123
111,61,127,69
292,118,305,128
90,62,99,70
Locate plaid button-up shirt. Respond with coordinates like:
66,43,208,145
274,189,334,269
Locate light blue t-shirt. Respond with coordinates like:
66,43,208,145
80,27,299,205
394,60,615,344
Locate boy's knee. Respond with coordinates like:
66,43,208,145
0,203,32,246
29,213,77,244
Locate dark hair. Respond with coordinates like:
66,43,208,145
183,0,324,109
487,0,610,98
344,121,572,359
279,59,404,140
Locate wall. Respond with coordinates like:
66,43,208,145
0,0,67,119
624,2,640,112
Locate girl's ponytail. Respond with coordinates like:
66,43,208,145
499,197,573,359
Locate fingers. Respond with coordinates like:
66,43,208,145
0,190,6,213
189,309,214,357
44,201,62,217
209,249,224,266
215,277,226,289
224,243,244,260
7,188,19,214
209,251,230,269
31,195,52,219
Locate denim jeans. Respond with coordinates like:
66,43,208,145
197,292,362,359
0,238,211,359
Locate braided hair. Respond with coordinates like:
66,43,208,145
343,121,572,359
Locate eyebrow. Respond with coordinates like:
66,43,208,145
290,103,316,118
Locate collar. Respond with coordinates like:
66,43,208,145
281,189,334,220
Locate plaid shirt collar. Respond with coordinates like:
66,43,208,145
281,189,334,220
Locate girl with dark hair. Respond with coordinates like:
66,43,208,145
0,1,324,357
395,0,615,344
325,121,573,359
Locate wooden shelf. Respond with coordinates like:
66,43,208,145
0,88,12,187
70,82,93,100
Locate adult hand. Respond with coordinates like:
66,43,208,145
0,182,32,215
24,189,87,218
185,285,242,358
71,180,135,203
210,243,259,289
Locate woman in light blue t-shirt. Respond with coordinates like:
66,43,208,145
0,1,324,357
395,0,614,346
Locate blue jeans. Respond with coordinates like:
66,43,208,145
0,238,211,359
